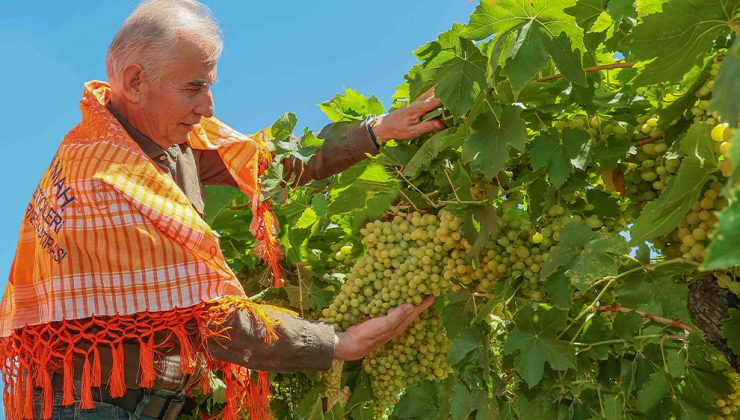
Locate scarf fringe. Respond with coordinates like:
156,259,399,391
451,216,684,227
252,132,285,289
252,202,285,288
0,296,278,420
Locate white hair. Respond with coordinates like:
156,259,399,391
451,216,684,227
106,0,223,86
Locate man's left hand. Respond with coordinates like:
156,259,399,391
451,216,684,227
333,295,435,361
371,90,444,142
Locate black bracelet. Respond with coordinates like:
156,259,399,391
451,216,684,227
366,114,380,149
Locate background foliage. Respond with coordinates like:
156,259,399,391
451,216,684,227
193,0,740,418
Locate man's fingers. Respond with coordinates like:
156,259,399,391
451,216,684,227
409,119,444,137
416,88,436,101
410,96,443,117
394,295,435,335
386,304,416,329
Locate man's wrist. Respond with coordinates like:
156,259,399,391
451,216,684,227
367,114,388,147
334,332,348,360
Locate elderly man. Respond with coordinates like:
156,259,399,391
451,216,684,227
0,1,443,419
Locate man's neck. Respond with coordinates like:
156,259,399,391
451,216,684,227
107,97,170,149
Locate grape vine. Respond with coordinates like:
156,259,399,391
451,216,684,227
195,1,740,419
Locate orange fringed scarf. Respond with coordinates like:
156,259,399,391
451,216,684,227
0,81,285,419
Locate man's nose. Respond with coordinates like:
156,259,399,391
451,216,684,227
194,89,215,118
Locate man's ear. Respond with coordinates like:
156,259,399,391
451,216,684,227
120,64,145,104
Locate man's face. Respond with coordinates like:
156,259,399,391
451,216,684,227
137,37,217,147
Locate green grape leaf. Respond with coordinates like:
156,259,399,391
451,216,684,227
442,291,477,339
462,109,527,178
435,38,489,118
270,112,298,140
564,128,594,170
448,327,484,365
625,0,739,87
207,374,227,404
607,0,637,23
450,381,497,420
636,0,666,17
344,370,374,412
540,222,627,290
293,207,318,230
470,202,499,260
406,30,487,118
723,309,740,355
679,121,717,166
462,0,583,50
630,124,716,243
579,316,611,360
406,25,464,99
350,405,374,420
503,304,576,387
529,128,591,187
530,131,572,187
392,381,440,419
612,311,644,339
545,32,588,87
565,0,607,31
665,348,687,378
327,161,399,216
636,371,670,413
285,277,333,311
617,264,694,321
203,185,240,225
586,189,622,219
543,272,572,310
318,88,385,122
502,22,550,93
704,200,740,270
527,178,549,220
403,126,467,179
295,382,326,417
657,63,712,128
710,36,740,126
515,386,559,418
603,393,625,420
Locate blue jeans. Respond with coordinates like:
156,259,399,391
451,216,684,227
31,379,168,420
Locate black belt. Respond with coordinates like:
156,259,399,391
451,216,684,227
49,374,190,420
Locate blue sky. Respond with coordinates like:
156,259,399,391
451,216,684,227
0,1,476,301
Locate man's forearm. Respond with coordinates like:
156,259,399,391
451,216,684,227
209,306,336,372
283,119,379,186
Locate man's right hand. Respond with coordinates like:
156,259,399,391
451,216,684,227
371,90,444,143
333,295,435,361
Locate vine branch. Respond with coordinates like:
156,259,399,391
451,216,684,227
396,169,439,209
595,304,695,332
536,62,637,82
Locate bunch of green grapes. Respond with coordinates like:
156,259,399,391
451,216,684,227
436,210,501,292
624,136,676,212
323,211,453,330
330,242,355,265
655,181,727,261
554,114,618,140
269,372,315,414
363,309,452,416
691,57,722,124
488,206,565,301
710,374,739,420
713,122,736,177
